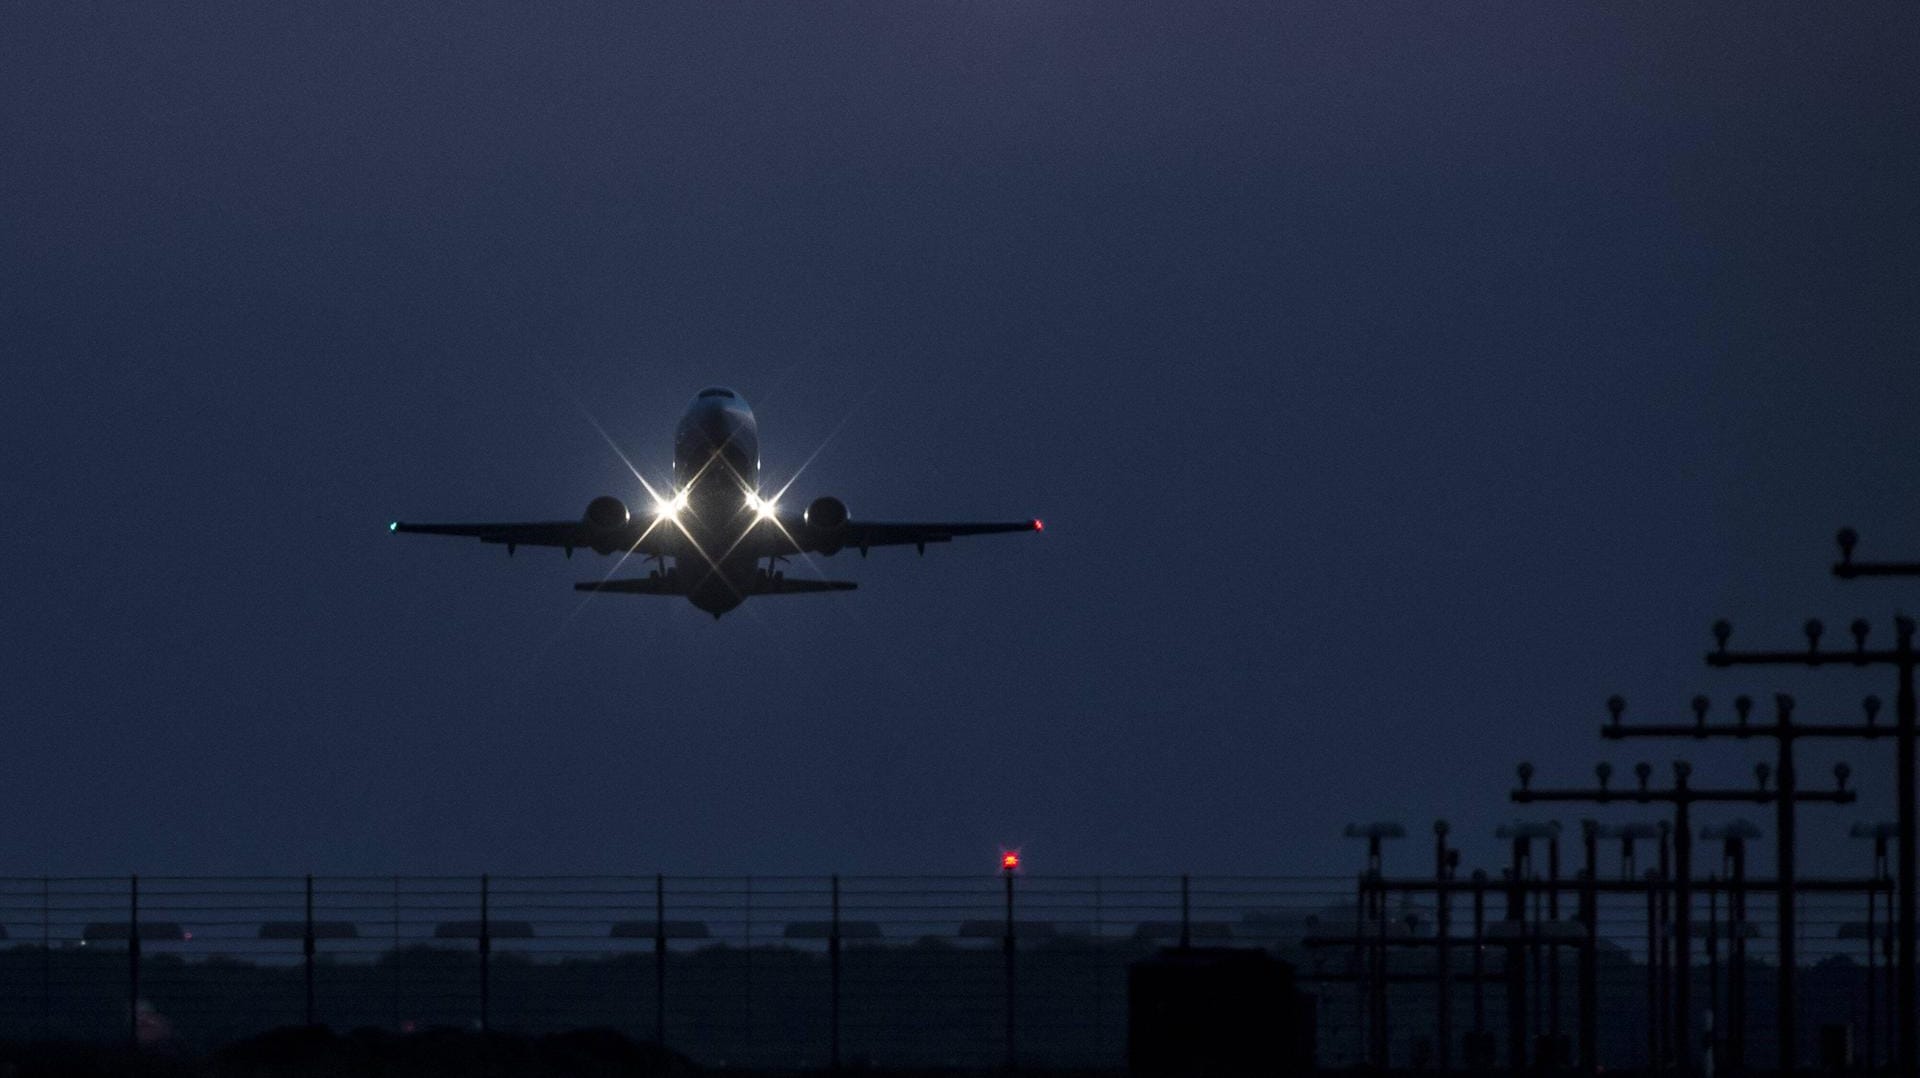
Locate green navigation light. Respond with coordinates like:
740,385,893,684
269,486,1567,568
388,521,398,532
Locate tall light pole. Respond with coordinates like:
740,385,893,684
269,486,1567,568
1346,822,1405,1068
1700,819,1760,1075
1000,849,1019,1072
1511,755,1855,1074
1706,610,1915,1073
1846,821,1898,1070
1830,528,1920,1076
1435,820,1457,1074
1495,818,1558,1073
1601,690,1888,1072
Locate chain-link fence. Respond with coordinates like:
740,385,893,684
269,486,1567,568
0,873,1902,1070
0,875,1349,1068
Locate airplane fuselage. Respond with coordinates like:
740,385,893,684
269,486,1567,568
665,387,766,616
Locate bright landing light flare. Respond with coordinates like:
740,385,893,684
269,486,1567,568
653,489,690,519
745,491,778,520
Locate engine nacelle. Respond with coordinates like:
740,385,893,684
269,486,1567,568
583,495,630,553
804,495,849,554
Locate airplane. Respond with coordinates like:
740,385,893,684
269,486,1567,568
390,387,1042,618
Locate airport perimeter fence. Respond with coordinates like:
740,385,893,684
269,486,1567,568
0,874,1899,1069
0,875,1352,1069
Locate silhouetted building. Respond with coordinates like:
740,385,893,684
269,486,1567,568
608,920,709,939
1128,947,1314,1077
957,919,1056,940
1133,921,1233,943
82,922,186,943
782,921,882,940
257,921,358,940
433,920,534,939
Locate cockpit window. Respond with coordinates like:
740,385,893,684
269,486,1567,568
697,387,736,399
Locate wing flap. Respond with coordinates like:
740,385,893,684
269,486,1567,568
758,578,858,594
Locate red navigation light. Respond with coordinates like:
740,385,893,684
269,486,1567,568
1032,519,1044,532
1001,850,1021,871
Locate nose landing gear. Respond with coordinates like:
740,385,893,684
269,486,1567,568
756,555,788,590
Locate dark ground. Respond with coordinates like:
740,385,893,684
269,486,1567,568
0,1031,1125,1078
0,1029,1835,1077
0,1026,1811,1078
0,1028,704,1078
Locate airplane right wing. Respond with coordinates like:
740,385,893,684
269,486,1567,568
842,519,1043,551
833,518,1044,553
758,513,1043,558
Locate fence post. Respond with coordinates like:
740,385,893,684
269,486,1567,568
1436,822,1454,1075
1472,871,1487,1041
40,875,50,1038
391,875,401,1031
1355,873,1369,1063
1094,876,1105,1062
1580,826,1600,1075
744,876,754,1047
655,873,667,1046
1004,868,1017,1070
128,873,140,1048
1180,874,1191,949
479,874,491,1034
830,874,842,1071
304,874,316,1026
1646,867,1660,1071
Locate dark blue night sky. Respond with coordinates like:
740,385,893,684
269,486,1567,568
3,4,1917,879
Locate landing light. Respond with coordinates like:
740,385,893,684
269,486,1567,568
746,492,778,520
653,490,689,519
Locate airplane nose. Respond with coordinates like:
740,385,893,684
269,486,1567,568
698,408,733,445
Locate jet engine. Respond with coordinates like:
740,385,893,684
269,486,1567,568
583,495,630,553
805,495,849,554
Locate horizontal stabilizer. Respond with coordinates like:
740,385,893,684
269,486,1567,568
574,576,682,596
574,575,858,597
758,578,858,595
